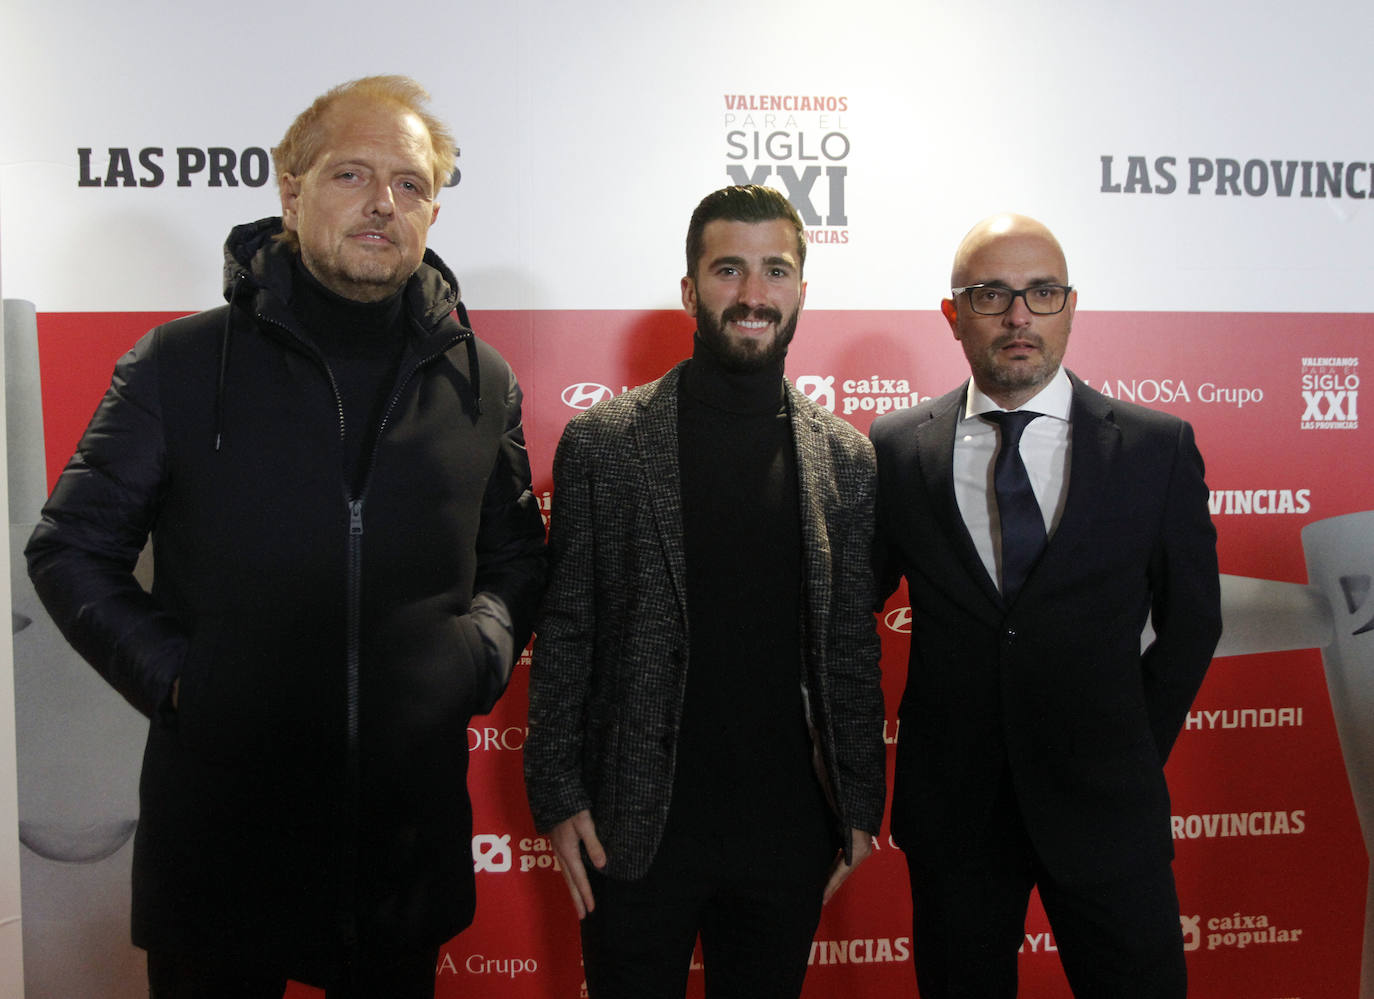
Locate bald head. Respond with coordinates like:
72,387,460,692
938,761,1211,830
940,212,1077,410
950,213,1069,290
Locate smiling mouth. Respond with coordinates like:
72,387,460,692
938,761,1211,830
723,306,782,336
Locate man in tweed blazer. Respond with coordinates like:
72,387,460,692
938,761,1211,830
524,186,886,998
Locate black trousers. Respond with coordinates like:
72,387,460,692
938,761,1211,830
147,943,439,999
905,776,1186,999
580,823,835,999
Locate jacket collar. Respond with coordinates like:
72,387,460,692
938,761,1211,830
211,218,481,450
913,372,1123,613
220,217,466,352
628,361,838,629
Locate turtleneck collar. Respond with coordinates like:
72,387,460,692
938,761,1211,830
291,257,406,353
683,333,787,415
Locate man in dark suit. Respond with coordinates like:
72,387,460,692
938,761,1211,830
524,185,886,998
871,213,1222,998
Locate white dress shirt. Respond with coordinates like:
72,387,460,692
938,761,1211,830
953,367,1073,592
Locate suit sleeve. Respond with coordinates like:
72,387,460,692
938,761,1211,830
823,436,888,836
24,329,188,719
868,420,904,610
523,416,597,831
1142,419,1222,761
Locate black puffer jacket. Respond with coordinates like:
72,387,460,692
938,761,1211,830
26,218,547,967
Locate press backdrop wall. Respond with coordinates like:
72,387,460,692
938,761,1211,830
1,2,1372,997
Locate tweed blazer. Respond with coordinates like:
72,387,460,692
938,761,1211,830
524,361,886,881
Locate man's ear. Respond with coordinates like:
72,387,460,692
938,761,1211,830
680,275,698,318
280,174,301,232
940,297,960,337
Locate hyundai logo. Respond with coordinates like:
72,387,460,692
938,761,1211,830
884,607,912,634
562,383,615,410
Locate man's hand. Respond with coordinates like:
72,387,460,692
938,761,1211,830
550,809,606,919
822,827,875,905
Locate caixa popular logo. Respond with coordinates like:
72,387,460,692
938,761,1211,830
796,374,929,417
561,383,616,410
472,833,569,875
471,834,512,873
795,375,836,412
884,607,912,634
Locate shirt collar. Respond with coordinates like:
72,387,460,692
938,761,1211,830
962,366,1072,423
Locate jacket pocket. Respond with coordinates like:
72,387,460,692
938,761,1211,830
171,620,220,750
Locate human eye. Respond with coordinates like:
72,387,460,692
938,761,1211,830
973,286,1006,306
1028,286,1055,302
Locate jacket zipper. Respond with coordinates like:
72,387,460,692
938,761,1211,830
256,308,469,952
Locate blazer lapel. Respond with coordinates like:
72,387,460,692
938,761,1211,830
632,363,690,624
788,385,834,649
919,387,1004,609
1032,373,1120,586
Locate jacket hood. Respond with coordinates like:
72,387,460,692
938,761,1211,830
220,217,465,336
211,218,482,451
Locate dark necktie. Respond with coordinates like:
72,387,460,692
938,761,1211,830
984,410,1046,601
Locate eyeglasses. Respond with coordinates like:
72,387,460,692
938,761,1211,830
952,284,1073,316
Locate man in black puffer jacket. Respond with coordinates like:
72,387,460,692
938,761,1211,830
25,75,546,998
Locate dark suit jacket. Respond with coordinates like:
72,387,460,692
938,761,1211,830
525,361,886,881
871,372,1221,887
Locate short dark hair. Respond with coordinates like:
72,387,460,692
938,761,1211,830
685,185,806,280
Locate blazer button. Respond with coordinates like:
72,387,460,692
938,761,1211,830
1004,627,1017,644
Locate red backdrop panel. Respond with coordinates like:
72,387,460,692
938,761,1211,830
34,309,1371,998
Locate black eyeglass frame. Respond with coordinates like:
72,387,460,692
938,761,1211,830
951,283,1074,316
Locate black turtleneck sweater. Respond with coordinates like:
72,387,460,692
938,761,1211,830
290,261,408,495
666,337,835,880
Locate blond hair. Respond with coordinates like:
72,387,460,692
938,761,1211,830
272,75,457,250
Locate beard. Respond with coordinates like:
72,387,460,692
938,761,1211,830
696,302,800,373
301,243,415,303
971,331,1062,395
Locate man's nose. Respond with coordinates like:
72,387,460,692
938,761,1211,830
369,180,396,215
1003,293,1034,326
738,271,768,308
